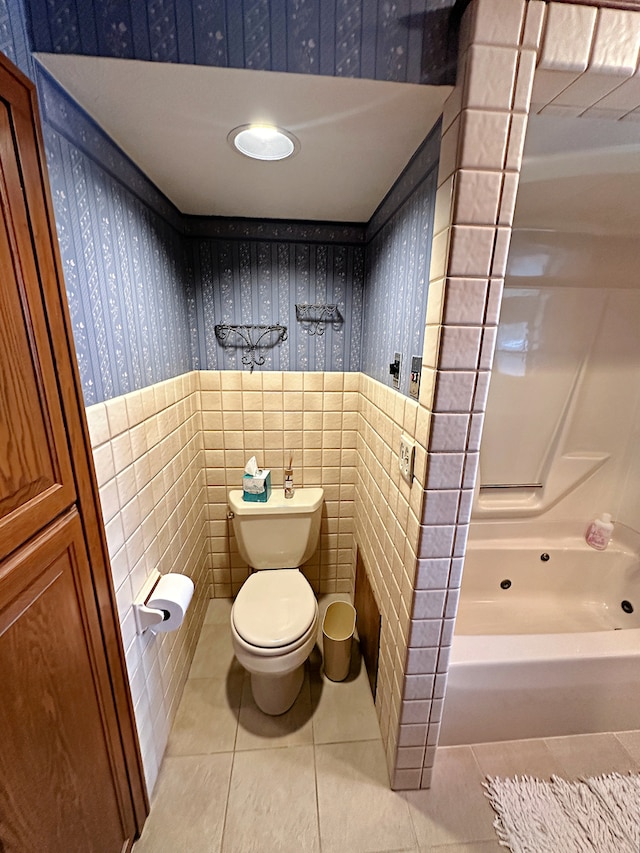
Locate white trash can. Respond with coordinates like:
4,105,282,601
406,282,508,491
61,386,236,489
322,601,356,682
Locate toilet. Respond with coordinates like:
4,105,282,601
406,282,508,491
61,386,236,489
228,487,324,715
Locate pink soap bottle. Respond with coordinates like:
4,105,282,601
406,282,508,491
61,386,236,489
585,513,614,550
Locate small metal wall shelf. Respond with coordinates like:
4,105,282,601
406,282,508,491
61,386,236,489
295,303,343,336
214,323,287,372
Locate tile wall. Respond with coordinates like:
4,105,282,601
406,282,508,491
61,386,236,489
380,0,546,790
84,367,425,793
85,372,209,794
200,369,359,597
399,0,640,791
354,376,430,779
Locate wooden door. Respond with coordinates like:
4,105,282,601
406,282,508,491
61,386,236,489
0,53,147,851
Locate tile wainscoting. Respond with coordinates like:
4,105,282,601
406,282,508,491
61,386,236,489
86,369,430,794
86,372,209,793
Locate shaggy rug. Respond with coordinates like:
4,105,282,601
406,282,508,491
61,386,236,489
484,773,640,852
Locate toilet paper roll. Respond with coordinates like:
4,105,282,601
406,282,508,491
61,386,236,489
147,573,194,633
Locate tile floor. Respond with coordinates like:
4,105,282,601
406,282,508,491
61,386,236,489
133,596,640,853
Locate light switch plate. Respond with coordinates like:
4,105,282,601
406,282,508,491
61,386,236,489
399,434,415,483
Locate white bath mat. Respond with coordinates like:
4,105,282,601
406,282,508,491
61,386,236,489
484,772,640,852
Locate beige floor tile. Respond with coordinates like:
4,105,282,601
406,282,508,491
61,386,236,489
166,673,243,756
235,670,314,750
424,842,503,852
204,598,233,625
222,745,320,853
404,747,496,848
133,753,232,853
614,730,640,766
472,738,564,780
543,732,639,778
315,740,417,853
189,622,241,679
311,650,381,744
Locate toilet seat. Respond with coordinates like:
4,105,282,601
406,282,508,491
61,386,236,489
232,569,316,649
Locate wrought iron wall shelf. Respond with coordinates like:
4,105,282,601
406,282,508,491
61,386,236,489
295,303,343,336
214,323,287,372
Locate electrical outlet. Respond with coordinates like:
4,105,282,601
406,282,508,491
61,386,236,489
399,434,415,483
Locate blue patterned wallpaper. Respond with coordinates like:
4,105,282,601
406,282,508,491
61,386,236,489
362,122,440,395
39,69,194,404
3,0,440,401
23,0,457,85
189,230,364,372
3,3,195,405
1,0,32,76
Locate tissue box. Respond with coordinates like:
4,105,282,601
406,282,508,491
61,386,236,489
242,469,272,502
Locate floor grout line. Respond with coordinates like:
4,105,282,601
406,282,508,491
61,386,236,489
312,741,323,853
218,745,237,853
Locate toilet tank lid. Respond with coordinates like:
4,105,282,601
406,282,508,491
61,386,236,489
229,487,323,516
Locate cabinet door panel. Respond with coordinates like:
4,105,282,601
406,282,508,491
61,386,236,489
0,100,76,561
0,511,126,853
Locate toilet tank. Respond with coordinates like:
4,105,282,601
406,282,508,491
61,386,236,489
228,488,323,569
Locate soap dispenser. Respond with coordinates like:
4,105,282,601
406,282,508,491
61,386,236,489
585,513,614,551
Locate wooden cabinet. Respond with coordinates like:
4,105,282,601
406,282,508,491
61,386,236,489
0,98,76,562
0,513,126,853
0,53,147,852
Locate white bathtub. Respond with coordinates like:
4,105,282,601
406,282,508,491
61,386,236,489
439,533,640,745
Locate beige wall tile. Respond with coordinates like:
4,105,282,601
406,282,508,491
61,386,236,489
522,0,546,50
464,44,518,111
458,110,510,171
539,3,597,72
467,0,525,48
86,402,110,445
453,170,502,226
434,176,454,236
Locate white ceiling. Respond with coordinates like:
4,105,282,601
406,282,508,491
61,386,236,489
36,54,451,221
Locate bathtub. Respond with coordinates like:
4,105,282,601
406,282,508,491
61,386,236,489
439,531,640,745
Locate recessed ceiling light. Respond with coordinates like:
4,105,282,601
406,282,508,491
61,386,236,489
228,124,300,161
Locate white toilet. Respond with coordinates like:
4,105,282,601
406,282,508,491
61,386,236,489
228,487,323,715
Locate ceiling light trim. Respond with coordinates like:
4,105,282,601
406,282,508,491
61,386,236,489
228,124,300,161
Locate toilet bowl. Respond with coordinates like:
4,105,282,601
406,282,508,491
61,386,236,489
231,569,319,714
228,488,323,715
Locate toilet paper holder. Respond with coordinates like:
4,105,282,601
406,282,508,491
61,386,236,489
133,570,169,634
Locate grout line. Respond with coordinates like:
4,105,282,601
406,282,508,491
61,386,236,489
218,745,237,853
312,741,323,852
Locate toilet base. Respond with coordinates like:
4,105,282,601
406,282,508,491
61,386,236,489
250,664,304,715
